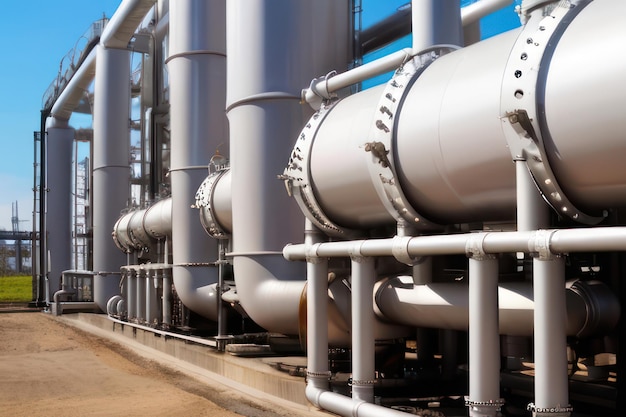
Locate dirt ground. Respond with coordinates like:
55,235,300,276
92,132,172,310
0,310,316,417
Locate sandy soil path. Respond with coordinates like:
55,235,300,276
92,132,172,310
0,311,311,417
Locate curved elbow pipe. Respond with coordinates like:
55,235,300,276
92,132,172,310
172,267,220,322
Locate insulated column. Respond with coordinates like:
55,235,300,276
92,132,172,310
92,44,131,311
167,0,227,321
45,117,74,302
226,0,350,334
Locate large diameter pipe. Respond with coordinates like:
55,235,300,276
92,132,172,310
302,0,626,229
374,276,618,337
45,117,74,301
50,50,96,120
101,0,157,49
226,0,351,335
167,0,227,322
92,44,131,311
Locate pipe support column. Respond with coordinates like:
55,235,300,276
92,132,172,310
350,251,376,404
466,235,503,416
530,231,571,416
305,222,331,405
162,267,172,326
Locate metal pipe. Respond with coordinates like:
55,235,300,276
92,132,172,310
100,0,157,49
45,117,74,301
294,0,626,229
350,253,376,403
92,44,130,312
466,236,502,416
531,237,571,414
305,0,511,106
167,0,227,322
226,0,351,335
516,161,549,232
285,227,626,261
50,50,97,121
411,0,462,53
305,220,331,404
136,269,146,322
127,269,136,319
162,265,171,326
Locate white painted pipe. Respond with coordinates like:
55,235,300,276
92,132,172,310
92,44,131,312
533,254,570,411
467,251,501,417
167,0,227,322
411,0,462,53
100,0,157,49
350,254,376,404
50,49,96,120
296,0,626,229
302,0,509,106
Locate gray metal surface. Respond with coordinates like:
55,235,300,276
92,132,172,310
92,44,131,311
167,0,227,321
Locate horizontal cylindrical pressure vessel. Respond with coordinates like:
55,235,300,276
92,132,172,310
300,0,626,229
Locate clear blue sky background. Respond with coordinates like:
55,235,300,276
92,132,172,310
0,0,121,231
0,0,519,232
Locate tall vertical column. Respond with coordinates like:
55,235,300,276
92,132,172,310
92,44,131,311
167,0,227,321
45,117,74,302
226,0,350,335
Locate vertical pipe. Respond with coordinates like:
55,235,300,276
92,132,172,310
167,0,226,321
350,254,376,404
45,117,74,300
467,252,502,417
533,254,570,412
216,239,228,347
411,0,463,52
127,270,136,319
516,161,549,232
305,220,331,399
92,44,131,311
162,267,172,326
136,269,146,322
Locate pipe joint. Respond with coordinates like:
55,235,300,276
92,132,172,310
529,229,558,260
392,235,420,265
349,241,366,263
305,243,323,264
302,71,338,110
465,233,495,261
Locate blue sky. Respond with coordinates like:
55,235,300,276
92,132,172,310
0,0,519,232
0,0,121,231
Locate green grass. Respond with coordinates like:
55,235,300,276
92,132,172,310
0,275,32,302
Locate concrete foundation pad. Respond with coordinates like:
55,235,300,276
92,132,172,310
58,313,332,417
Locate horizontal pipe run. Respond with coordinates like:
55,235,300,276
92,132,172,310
50,49,96,120
284,227,626,261
101,0,157,49
302,0,512,106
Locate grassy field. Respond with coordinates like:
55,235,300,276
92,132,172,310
0,275,32,302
